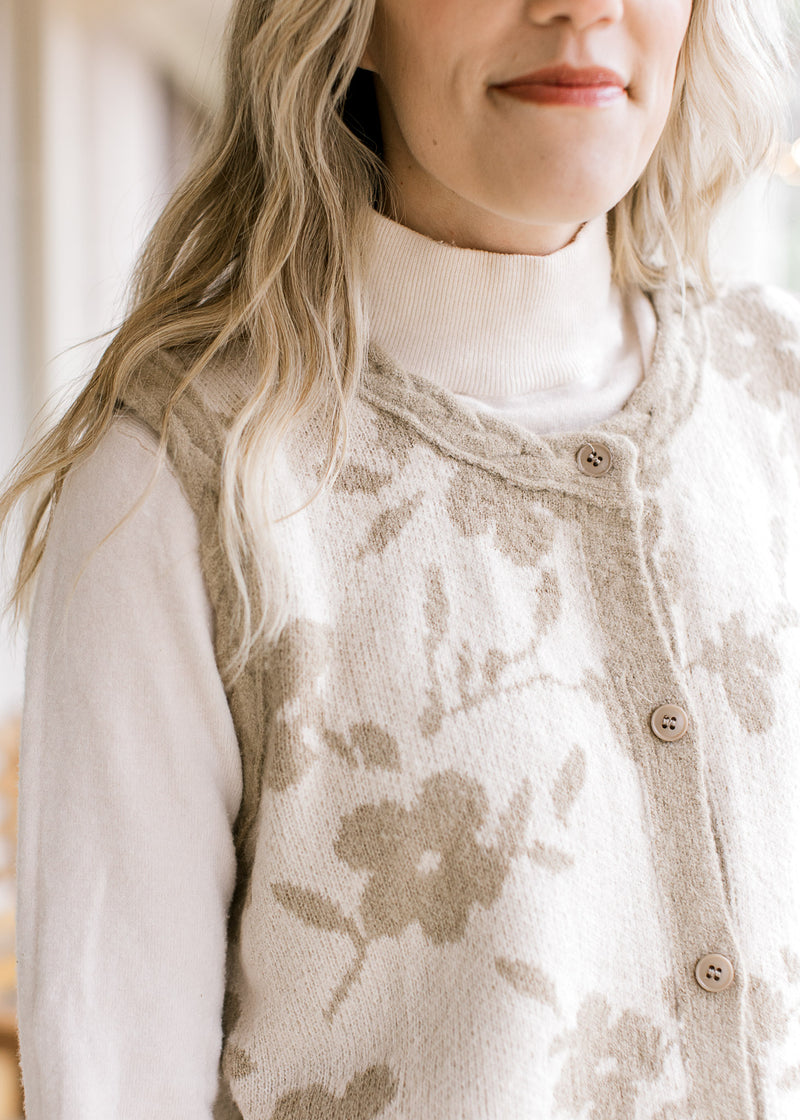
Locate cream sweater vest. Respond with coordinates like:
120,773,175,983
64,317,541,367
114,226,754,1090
15,219,800,1120
128,281,800,1118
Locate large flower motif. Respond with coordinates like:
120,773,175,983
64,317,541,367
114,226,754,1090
334,769,509,944
549,992,673,1119
272,768,549,1019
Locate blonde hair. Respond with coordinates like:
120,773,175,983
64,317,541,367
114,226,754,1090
0,0,793,684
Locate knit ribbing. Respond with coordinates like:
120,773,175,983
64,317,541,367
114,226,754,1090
363,207,649,401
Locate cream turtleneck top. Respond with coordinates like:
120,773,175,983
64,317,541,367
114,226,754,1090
17,210,659,1118
364,207,657,433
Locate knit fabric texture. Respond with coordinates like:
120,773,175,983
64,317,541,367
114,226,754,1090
118,280,800,1120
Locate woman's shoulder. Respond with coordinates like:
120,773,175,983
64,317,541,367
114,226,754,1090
51,412,198,579
63,410,180,510
121,337,257,434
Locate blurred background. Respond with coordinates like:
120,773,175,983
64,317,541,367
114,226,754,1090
2,0,800,1114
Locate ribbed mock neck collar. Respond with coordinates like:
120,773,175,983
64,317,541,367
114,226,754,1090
364,207,624,398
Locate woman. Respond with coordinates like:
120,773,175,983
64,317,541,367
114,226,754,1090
3,0,799,1116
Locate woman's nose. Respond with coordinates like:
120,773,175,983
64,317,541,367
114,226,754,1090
525,0,624,30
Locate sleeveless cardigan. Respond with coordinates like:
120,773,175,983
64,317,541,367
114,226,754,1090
117,280,800,1120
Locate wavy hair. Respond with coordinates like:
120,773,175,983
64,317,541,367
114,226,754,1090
0,0,793,684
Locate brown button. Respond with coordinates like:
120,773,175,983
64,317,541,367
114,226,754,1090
650,703,688,742
576,442,612,477
695,954,734,992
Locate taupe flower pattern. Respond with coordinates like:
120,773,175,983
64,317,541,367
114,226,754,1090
264,617,333,791
747,956,800,1097
320,720,402,772
495,955,560,1015
693,611,781,733
704,284,800,412
445,463,556,569
272,768,573,1020
333,769,508,943
549,992,674,1119
269,1063,398,1120
494,964,694,1118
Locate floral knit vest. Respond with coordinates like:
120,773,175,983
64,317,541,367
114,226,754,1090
118,281,800,1120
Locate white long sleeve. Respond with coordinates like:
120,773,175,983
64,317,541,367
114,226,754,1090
15,413,242,1118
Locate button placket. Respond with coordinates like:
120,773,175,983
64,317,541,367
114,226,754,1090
566,431,753,1113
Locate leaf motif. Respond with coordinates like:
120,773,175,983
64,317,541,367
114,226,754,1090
551,745,586,825
526,840,574,872
341,1063,400,1119
322,726,358,767
272,882,358,939
271,1063,399,1120
225,1044,257,1080
495,956,559,1011
359,494,422,559
482,647,508,687
419,691,444,738
333,461,393,495
352,721,401,771
423,564,449,638
456,641,473,702
781,945,800,985
496,777,533,857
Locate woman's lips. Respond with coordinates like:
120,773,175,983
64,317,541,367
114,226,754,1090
493,65,627,107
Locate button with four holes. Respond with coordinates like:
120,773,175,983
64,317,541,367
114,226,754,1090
695,953,734,993
650,703,688,742
576,442,612,477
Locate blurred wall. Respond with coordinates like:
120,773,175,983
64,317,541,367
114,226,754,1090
2,0,229,724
